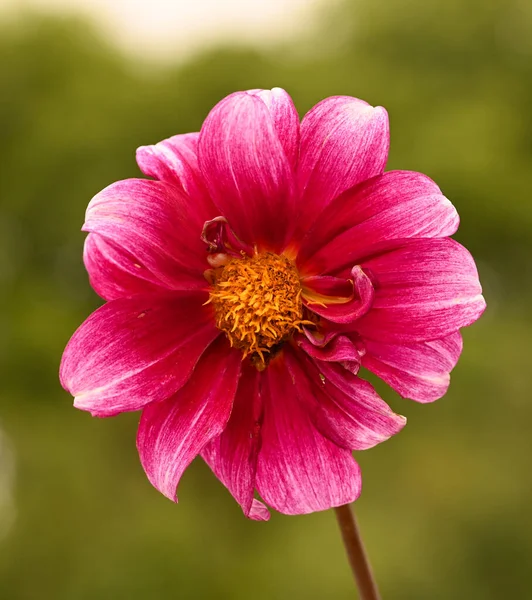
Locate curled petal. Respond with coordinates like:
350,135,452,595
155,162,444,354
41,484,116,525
84,233,170,301
362,332,463,403
296,96,389,236
256,356,362,515
301,326,339,348
84,179,209,290
137,337,242,502
136,133,214,220
354,238,486,343
284,351,406,451
201,216,254,257
60,293,218,416
303,266,375,324
198,91,296,252
201,364,269,521
301,274,353,299
296,334,364,374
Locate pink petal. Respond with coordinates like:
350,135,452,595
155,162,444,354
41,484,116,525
83,179,209,291
301,326,339,349
354,238,486,343
84,234,172,301
247,88,300,170
137,337,242,502
201,216,254,257
295,96,389,236
298,170,459,273
286,348,406,451
201,364,269,521
362,332,463,403
198,91,296,252
302,266,375,324
296,334,363,374
301,274,353,298
256,356,362,515
136,133,215,219
60,293,218,416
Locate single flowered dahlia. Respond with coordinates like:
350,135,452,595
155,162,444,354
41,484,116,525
60,88,485,520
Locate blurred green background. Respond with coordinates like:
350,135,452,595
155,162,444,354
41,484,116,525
1,0,531,598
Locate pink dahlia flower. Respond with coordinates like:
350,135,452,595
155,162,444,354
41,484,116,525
60,89,485,520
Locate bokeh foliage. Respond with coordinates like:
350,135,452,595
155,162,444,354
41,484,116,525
1,1,531,598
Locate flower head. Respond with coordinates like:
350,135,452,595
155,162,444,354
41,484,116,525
60,89,485,520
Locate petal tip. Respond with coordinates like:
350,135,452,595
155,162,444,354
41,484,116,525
247,499,271,521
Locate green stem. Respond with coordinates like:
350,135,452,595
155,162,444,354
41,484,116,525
334,504,381,600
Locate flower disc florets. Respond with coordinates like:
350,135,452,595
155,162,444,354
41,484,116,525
209,252,310,369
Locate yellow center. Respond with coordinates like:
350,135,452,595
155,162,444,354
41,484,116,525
209,252,311,370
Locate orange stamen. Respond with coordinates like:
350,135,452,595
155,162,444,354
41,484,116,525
208,252,313,370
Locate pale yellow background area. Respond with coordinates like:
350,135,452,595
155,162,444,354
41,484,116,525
1,0,328,59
